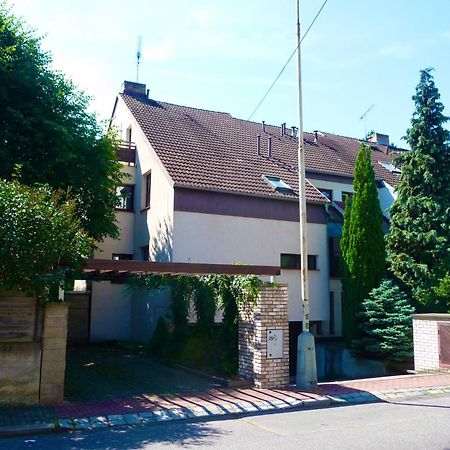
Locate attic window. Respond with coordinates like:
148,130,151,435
378,161,401,174
263,175,294,194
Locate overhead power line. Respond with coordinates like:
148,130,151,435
247,0,329,121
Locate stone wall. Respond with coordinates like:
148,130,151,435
239,284,289,388
0,291,68,405
40,303,69,404
413,314,450,372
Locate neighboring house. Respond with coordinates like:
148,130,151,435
89,80,403,356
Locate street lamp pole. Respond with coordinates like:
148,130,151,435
295,0,317,390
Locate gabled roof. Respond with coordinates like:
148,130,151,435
120,92,403,203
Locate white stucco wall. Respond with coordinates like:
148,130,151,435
378,181,396,219
111,97,175,262
172,211,329,323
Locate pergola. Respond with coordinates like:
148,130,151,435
82,259,281,281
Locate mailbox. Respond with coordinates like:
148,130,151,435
267,329,283,359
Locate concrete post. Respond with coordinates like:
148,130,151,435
39,303,69,405
239,285,289,388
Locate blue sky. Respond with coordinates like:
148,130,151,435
10,0,450,147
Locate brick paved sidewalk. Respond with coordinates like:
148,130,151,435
1,372,450,435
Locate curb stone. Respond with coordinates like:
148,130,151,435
2,385,450,438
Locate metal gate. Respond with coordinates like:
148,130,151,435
438,322,450,368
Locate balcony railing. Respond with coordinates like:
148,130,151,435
116,141,136,165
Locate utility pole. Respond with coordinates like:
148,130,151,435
296,0,317,390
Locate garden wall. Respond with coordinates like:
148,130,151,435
413,314,450,372
0,291,68,405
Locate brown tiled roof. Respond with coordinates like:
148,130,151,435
120,94,402,203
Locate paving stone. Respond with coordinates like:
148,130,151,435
123,413,142,425
74,418,91,430
153,410,174,421
89,417,109,428
58,418,77,429
107,414,126,426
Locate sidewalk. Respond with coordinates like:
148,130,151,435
1,372,450,436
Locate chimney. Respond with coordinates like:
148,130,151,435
314,131,318,143
291,126,298,139
122,80,147,97
268,136,272,158
280,123,286,136
368,132,390,146
257,135,261,156
262,121,266,132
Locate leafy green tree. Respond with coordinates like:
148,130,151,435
0,179,93,302
353,279,415,361
341,144,385,343
386,69,450,311
0,4,121,241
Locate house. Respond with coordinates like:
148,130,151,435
88,80,402,357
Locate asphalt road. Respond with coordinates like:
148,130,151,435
2,394,450,450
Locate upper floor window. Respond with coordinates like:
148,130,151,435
116,185,134,211
318,188,333,201
144,173,151,209
378,161,401,174
280,254,318,270
263,175,294,194
341,191,353,204
126,125,132,143
328,237,341,278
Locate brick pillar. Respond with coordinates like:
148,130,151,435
39,303,69,405
239,284,289,388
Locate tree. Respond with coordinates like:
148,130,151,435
0,4,121,241
341,144,385,343
386,69,450,312
353,279,415,361
0,179,93,302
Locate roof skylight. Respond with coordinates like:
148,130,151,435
378,161,401,174
263,175,294,193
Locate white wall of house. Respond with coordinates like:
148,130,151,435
378,181,396,219
111,97,175,262
172,210,329,324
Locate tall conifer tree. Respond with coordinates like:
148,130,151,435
341,144,385,343
386,69,450,311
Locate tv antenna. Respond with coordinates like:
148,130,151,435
360,104,375,139
136,36,142,83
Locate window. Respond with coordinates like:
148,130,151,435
116,185,134,211
329,237,341,277
263,175,294,194
112,253,133,260
318,188,333,201
126,125,132,143
341,191,353,204
144,173,151,209
280,254,318,270
378,161,401,174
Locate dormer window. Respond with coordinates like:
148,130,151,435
378,161,401,174
263,175,294,194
